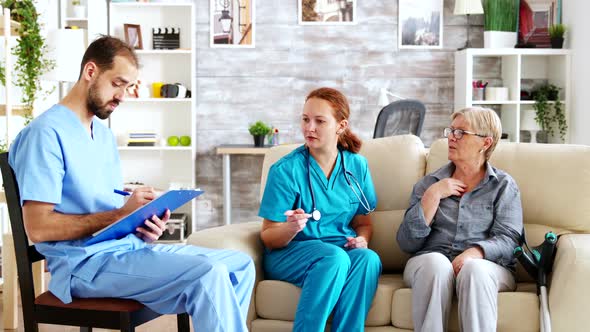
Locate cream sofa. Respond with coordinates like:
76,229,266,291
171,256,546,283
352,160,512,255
188,135,590,332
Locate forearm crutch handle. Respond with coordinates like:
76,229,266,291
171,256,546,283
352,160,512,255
537,232,557,287
514,246,538,280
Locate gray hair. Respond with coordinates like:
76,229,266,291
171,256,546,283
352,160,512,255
451,107,502,161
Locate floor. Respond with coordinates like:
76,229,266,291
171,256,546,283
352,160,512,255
0,274,194,331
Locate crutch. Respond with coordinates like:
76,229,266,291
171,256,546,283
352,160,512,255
514,231,557,332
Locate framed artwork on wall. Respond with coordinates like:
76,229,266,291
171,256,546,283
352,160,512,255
299,0,356,25
398,0,443,49
210,0,255,48
518,0,562,47
124,24,143,50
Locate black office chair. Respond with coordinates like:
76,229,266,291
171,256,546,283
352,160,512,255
373,99,426,138
0,152,190,332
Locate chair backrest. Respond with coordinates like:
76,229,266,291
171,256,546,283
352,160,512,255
0,152,44,317
373,99,426,138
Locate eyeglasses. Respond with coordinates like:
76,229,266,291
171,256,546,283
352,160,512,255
443,127,486,140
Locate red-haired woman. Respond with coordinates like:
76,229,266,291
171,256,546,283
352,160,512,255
258,87,381,332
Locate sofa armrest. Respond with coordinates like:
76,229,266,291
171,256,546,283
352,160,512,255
549,234,590,332
187,221,264,327
187,221,264,261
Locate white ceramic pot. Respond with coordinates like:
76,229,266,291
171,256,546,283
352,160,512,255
72,5,85,18
520,109,541,131
485,87,509,101
484,31,517,48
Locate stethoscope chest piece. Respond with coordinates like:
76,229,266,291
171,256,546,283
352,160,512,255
311,209,321,221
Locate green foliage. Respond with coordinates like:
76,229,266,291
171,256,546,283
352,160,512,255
0,139,6,153
532,84,567,141
248,121,272,136
0,0,55,124
549,24,566,38
72,0,81,5
483,0,518,32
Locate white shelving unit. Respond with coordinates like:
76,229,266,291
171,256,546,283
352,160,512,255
59,0,107,46
109,1,197,232
0,9,22,148
455,48,571,143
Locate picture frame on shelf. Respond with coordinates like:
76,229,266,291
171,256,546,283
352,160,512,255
298,0,356,25
518,0,562,48
210,0,255,48
124,23,143,50
398,0,443,49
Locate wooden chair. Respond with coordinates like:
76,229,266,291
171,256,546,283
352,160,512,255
0,152,190,332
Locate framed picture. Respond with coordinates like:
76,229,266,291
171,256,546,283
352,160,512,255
124,24,143,50
210,0,255,48
398,0,443,49
298,0,356,25
518,0,561,47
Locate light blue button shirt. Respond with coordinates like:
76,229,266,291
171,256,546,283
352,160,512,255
9,104,143,303
258,145,377,247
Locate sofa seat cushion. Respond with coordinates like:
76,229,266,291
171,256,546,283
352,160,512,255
391,283,539,332
256,274,406,326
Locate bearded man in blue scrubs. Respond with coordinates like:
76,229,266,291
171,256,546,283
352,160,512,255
8,36,254,332
259,87,381,332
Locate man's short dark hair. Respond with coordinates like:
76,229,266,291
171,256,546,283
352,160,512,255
78,35,139,79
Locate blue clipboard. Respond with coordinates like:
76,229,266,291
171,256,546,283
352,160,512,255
85,189,204,245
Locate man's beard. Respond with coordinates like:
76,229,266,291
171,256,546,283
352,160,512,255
87,83,119,120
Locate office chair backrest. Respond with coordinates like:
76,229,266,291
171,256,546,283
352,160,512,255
0,152,44,323
373,99,426,138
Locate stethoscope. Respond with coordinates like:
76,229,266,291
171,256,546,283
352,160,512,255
306,147,375,221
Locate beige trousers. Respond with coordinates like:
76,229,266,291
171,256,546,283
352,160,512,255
403,252,516,332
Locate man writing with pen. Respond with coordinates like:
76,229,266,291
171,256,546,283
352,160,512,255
8,36,254,331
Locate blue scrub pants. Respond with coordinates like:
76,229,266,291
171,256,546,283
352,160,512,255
264,240,382,332
70,244,255,332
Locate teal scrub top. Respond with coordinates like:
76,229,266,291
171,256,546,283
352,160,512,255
9,104,144,304
258,145,377,246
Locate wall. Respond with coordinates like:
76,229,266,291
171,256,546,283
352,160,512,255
563,1,590,145
193,0,483,229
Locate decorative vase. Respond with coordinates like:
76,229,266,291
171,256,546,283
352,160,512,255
550,37,564,49
253,135,265,147
72,5,86,18
520,109,541,143
484,31,517,48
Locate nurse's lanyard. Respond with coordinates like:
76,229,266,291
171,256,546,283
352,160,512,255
307,148,375,221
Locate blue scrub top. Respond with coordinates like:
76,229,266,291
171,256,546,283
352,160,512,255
258,145,377,246
9,104,144,303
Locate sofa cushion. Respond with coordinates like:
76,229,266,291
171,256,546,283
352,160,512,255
391,284,539,332
256,274,406,327
369,210,410,272
358,135,427,212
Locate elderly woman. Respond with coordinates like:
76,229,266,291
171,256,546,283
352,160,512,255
397,107,523,332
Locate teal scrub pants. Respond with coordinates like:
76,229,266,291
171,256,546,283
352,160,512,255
264,239,382,332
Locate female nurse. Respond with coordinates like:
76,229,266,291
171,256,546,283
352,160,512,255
258,87,381,332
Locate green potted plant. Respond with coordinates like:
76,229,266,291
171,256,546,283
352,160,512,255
248,121,272,147
532,84,567,142
0,0,54,125
549,23,566,49
483,0,519,48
